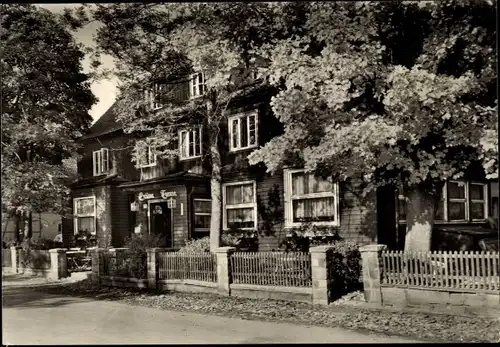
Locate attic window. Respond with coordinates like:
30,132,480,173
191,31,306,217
189,72,207,99
144,84,163,110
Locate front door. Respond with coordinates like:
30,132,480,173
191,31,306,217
149,201,172,247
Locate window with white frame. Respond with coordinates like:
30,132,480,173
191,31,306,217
179,127,202,160
228,111,258,151
92,148,109,176
284,169,339,228
144,84,163,110
137,145,157,168
73,196,96,235
193,199,211,235
398,181,488,222
223,181,257,230
189,72,206,99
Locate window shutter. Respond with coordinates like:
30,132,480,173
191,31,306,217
92,151,98,176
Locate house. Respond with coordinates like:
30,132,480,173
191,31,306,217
66,71,498,251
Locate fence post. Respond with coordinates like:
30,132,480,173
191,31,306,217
359,244,387,306
48,248,68,280
310,246,334,305
10,246,21,274
90,248,104,283
147,248,167,290
215,247,235,296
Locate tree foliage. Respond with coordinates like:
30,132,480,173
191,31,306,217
1,5,96,216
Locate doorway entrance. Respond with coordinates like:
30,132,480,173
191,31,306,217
149,200,173,248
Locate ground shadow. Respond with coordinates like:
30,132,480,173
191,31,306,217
2,285,89,309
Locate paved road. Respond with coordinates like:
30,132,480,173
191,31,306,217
2,285,422,344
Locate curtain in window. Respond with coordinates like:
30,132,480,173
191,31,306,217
292,172,332,196
76,199,94,215
226,184,253,205
292,197,335,222
77,217,95,234
227,208,254,227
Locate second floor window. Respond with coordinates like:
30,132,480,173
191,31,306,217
144,84,163,110
137,146,157,168
179,127,202,160
190,72,207,99
228,111,258,152
92,148,109,176
398,180,488,222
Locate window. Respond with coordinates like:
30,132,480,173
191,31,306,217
92,148,109,176
284,169,339,228
189,72,206,99
223,181,257,230
228,111,258,151
193,199,211,235
74,197,96,235
137,146,157,168
398,181,488,222
144,84,163,110
179,127,202,160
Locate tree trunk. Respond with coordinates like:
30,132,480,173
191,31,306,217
404,186,438,252
208,101,223,251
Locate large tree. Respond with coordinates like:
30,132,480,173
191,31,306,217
89,3,303,250
1,5,96,240
248,1,497,251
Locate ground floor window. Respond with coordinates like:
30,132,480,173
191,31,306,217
73,196,96,235
223,181,257,230
284,169,339,228
398,180,488,223
193,199,211,237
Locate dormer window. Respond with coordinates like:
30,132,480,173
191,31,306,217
144,84,163,110
189,72,206,99
137,145,157,168
92,148,109,176
179,127,202,160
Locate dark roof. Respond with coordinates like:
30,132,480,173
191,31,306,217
119,171,209,189
70,174,129,189
80,101,123,140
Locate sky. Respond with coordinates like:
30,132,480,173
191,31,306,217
36,4,118,123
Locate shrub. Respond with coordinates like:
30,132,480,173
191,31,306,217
326,240,362,300
178,234,256,253
118,233,167,279
179,237,211,253
21,237,58,251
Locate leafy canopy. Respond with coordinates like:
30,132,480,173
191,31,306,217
1,5,96,215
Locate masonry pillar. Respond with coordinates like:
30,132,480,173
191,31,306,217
10,246,21,274
215,247,235,296
359,244,387,305
310,246,334,305
48,248,68,280
90,248,104,283
147,248,170,290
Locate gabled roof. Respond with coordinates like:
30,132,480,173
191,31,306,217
80,101,123,140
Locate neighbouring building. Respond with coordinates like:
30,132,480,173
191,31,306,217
65,71,498,251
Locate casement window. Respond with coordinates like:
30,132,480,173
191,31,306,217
179,127,202,160
223,181,257,230
398,181,488,222
228,111,258,151
137,145,157,168
92,148,109,176
189,72,206,99
284,169,340,228
73,196,96,235
144,84,163,110
193,199,211,235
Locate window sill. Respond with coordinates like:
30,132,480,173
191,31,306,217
179,155,202,162
93,172,109,177
138,164,157,169
398,220,487,225
229,145,258,153
284,222,340,228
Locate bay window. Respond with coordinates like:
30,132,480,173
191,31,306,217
73,196,96,235
179,127,202,160
228,111,258,151
223,181,257,230
284,169,340,228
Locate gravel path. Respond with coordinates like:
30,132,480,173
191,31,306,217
34,280,500,343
